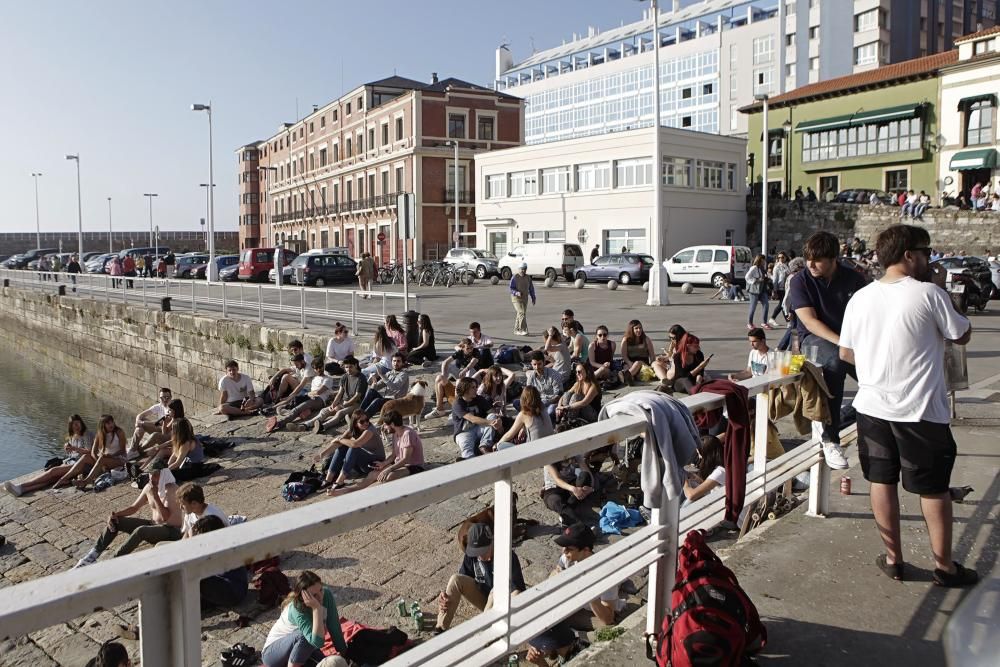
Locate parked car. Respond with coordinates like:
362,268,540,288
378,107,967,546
833,188,893,205
665,245,753,287
218,264,239,282
85,253,116,273
81,252,104,263
988,260,1000,297
1,256,20,269
575,253,652,284
10,248,59,269
193,255,239,280
497,243,585,281
238,247,296,282
175,254,209,279
443,248,499,279
268,254,304,283
296,253,358,287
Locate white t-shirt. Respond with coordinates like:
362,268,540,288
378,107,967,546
218,373,254,401
326,336,355,361
747,349,768,376
293,364,317,382
182,503,228,534
143,403,169,421
706,465,726,489
470,333,493,349
557,554,622,608
840,277,969,423
310,375,335,395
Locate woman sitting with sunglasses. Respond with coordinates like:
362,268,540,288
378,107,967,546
556,363,602,424
651,324,686,382
587,325,620,382
313,409,386,490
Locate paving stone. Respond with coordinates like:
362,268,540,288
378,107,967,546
5,560,46,584
32,623,101,667
43,526,88,550
22,542,71,569
0,637,58,667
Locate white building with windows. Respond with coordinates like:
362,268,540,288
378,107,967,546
474,127,747,260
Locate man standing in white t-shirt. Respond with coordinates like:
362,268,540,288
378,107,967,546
839,224,977,587
217,360,263,416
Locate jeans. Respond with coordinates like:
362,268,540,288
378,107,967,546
777,314,797,351
360,388,390,417
261,632,324,667
747,292,769,325
281,396,327,425
455,422,496,459
94,517,182,557
542,470,595,525
770,291,786,320
200,568,248,610
803,334,857,444
327,444,382,480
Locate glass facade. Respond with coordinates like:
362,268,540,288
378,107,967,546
801,117,923,163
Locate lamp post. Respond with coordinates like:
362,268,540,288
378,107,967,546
143,193,158,251
447,140,460,248
65,155,83,260
754,93,769,256
107,197,113,253
199,183,215,250
31,172,42,249
782,119,792,199
191,103,216,280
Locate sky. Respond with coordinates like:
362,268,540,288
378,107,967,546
0,0,700,235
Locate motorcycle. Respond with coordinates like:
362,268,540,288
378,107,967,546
950,269,991,313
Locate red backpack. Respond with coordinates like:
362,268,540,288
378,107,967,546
648,530,766,667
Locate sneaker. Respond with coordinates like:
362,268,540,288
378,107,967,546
822,441,849,470
425,408,445,419
3,481,23,497
73,548,99,569
311,420,324,435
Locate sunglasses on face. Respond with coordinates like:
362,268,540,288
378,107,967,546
357,418,370,424
596,332,607,337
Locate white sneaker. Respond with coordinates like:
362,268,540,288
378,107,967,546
125,448,140,461
3,481,23,497
74,548,99,569
822,442,849,470
425,408,445,419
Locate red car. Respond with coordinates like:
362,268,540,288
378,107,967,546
237,247,296,282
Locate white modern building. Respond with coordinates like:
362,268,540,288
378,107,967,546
494,0,998,143
474,127,747,260
938,26,1000,195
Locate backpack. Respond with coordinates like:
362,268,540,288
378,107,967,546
340,622,411,664
251,566,290,607
648,530,766,667
282,468,323,502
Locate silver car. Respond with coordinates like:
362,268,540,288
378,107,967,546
443,248,498,279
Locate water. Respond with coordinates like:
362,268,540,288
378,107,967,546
0,343,128,481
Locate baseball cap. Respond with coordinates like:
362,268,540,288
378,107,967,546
554,522,595,549
518,261,528,269
465,523,494,557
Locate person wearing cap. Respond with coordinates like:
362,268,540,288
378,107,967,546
434,523,526,633
509,262,536,336
525,523,622,665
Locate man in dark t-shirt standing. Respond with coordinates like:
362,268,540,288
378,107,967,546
787,231,868,470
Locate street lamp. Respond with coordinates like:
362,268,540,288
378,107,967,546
447,140,460,248
782,119,793,199
65,155,83,260
191,103,216,280
30,172,42,249
143,193,158,252
754,93,769,256
199,183,215,250
107,197,113,253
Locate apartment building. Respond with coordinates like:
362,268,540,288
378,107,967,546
238,74,523,262
237,143,262,248
494,0,997,142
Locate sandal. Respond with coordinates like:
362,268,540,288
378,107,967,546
933,561,979,588
876,554,904,581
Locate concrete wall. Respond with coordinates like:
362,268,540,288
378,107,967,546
0,288,352,416
748,199,1000,254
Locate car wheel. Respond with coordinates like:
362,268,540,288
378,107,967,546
619,272,631,285
544,268,557,281
711,273,726,288
575,271,587,282
256,272,268,282
476,265,487,279
500,267,512,280
315,278,326,287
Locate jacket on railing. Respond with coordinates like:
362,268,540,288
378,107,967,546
767,362,831,434
599,391,699,508
691,380,750,524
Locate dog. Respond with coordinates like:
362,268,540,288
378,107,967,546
456,493,537,552
379,380,429,431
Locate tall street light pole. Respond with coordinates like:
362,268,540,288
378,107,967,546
191,103,217,280
143,193,158,248
107,197,113,253
65,155,83,260
448,140,460,248
199,183,215,250
31,172,42,249
754,93,769,257
642,0,669,306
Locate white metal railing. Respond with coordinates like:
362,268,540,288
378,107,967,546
0,268,420,334
0,372,844,666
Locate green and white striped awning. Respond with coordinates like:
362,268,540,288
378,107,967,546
794,104,922,133
949,148,998,171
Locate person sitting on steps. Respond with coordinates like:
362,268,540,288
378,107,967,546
301,356,367,435
267,358,336,433
216,360,264,417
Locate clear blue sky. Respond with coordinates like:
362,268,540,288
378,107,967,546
0,0,699,235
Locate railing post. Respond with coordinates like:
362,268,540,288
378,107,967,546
754,391,769,484
278,283,283,311
142,276,147,308
191,278,196,314
105,275,110,303
300,286,307,328
381,292,387,320
807,456,831,517
351,290,358,334
222,281,228,318
646,494,681,637
325,288,329,316
257,285,264,323
167,570,202,666
492,469,514,651
139,588,171,667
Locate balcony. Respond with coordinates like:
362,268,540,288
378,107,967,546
443,189,475,204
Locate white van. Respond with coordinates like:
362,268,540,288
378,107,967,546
664,245,753,287
498,243,585,281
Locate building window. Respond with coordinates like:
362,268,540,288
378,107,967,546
357,96,363,111
508,170,538,197
332,109,338,122
346,102,351,115
576,162,611,191
730,106,739,130
753,35,774,65
308,153,315,170
603,228,647,255
614,158,653,188
682,87,692,99
784,1,795,15
309,122,314,134
486,174,506,199
663,157,692,187
541,166,571,194
333,143,340,162
345,137,352,157
854,42,878,66
320,116,326,128
448,113,467,139
368,128,375,152
966,100,994,146
974,38,998,55
809,26,818,39
696,160,725,189
729,73,738,100
801,117,922,162
785,33,795,47
754,68,774,95
884,169,908,192
319,148,327,167
726,163,737,190
809,57,819,71
395,166,404,193
381,123,389,146
682,115,693,127
381,171,389,195
767,134,783,168
478,116,495,141
395,117,404,141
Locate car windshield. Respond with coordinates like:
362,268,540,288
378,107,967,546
291,255,308,267
472,250,497,259
639,255,654,266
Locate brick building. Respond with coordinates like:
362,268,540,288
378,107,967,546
237,74,524,262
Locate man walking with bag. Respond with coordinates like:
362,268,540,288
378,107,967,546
839,224,977,586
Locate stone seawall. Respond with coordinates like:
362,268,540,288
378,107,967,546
747,200,1000,253
0,287,350,415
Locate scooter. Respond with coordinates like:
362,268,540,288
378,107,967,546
950,270,990,313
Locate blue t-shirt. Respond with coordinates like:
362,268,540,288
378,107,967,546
787,263,869,340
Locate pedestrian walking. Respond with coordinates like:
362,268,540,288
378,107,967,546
66,254,81,293
356,251,374,298
745,255,771,330
508,262,535,336
839,224,977,587
109,255,123,289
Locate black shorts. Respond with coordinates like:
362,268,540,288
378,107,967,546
406,465,425,476
857,413,957,495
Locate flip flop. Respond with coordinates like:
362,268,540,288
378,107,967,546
876,554,904,581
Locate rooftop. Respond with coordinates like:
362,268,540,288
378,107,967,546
954,23,1000,44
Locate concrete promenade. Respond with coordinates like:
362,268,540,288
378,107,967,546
0,278,998,665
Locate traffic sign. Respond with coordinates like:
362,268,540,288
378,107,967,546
377,231,386,242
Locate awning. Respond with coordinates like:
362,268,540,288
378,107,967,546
795,104,922,133
949,148,998,171
957,94,997,111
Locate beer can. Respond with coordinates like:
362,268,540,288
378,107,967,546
414,610,424,631
840,476,852,495
508,654,519,666
397,599,408,617
410,601,421,617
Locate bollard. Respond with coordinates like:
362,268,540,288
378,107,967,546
3,278,9,288
58,285,66,296
160,296,172,312
401,310,420,351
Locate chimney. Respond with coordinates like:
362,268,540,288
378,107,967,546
431,72,439,84
312,104,318,113
673,0,680,12
588,26,597,38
